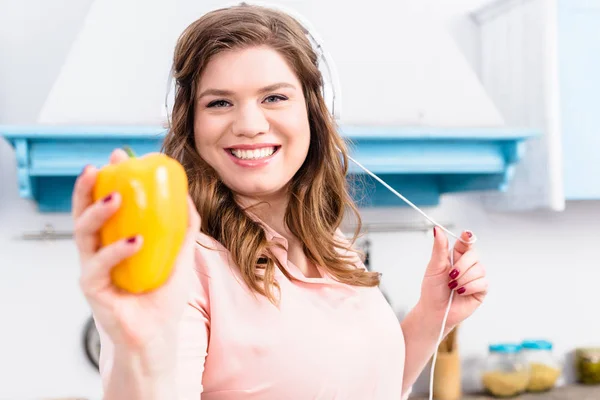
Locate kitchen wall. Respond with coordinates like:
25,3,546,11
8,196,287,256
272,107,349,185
360,198,600,393
1,0,598,398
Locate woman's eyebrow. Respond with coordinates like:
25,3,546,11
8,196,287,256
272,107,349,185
198,82,296,100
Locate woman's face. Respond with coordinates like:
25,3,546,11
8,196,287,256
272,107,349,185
194,45,311,202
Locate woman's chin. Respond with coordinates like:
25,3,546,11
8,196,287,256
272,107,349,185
228,181,289,202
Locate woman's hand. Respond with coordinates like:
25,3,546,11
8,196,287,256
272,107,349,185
399,227,488,392
73,148,201,356
417,227,488,332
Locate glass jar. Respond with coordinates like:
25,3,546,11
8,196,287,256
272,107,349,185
520,340,561,392
481,343,529,398
575,348,600,384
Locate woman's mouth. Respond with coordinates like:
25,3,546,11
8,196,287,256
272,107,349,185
229,146,280,160
226,145,281,168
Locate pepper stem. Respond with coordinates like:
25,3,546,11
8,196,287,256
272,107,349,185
123,146,136,158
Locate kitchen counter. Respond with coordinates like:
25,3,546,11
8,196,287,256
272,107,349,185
411,384,600,399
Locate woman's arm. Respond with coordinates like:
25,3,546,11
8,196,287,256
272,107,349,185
98,246,211,400
400,302,452,394
102,335,179,400
400,228,487,394
98,298,209,399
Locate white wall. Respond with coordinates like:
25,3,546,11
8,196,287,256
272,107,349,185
0,144,103,397
361,197,600,394
0,0,94,123
2,0,598,398
0,0,103,398
37,0,504,128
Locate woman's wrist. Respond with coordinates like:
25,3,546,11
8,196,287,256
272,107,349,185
399,302,454,392
404,301,454,342
113,337,177,378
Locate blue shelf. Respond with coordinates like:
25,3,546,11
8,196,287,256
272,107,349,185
0,124,538,212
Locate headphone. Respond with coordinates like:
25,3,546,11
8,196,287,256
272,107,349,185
163,1,342,129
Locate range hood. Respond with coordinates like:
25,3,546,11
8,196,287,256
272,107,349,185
0,0,537,212
37,0,507,127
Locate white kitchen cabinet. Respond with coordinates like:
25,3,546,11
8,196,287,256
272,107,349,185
557,0,600,200
476,0,600,211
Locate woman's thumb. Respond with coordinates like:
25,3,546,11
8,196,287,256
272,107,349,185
428,227,450,273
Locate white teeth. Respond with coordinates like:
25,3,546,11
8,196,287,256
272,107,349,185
231,147,276,160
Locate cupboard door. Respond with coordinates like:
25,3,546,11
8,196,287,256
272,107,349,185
559,0,600,199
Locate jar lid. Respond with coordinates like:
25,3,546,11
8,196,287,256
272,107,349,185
489,343,521,353
576,348,600,361
522,340,553,350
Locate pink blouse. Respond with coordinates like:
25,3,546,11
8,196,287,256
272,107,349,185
97,220,411,399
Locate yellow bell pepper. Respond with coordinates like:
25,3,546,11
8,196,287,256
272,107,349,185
92,147,189,294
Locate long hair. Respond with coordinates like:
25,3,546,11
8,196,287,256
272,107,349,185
161,3,380,303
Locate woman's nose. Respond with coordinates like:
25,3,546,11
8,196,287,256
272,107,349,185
232,103,269,138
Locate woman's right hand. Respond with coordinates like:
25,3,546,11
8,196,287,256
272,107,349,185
72,148,201,354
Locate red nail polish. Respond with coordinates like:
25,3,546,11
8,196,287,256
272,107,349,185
466,231,473,238
433,227,437,237
102,193,113,203
448,281,458,290
126,236,137,244
457,287,466,295
449,269,459,280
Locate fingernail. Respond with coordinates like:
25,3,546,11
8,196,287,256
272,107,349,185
466,230,473,238
448,281,458,290
457,287,466,295
126,236,138,244
433,227,437,237
102,193,113,203
449,269,459,280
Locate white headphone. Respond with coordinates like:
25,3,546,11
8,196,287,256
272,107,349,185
163,1,342,128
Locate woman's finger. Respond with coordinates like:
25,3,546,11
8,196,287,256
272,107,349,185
448,249,478,280
109,148,129,164
74,192,122,260
79,234,144,296
449,261,485,290
74,148,132,256
453,276,489,299
71,165,98,220
72,147,125,220
453,230,475,262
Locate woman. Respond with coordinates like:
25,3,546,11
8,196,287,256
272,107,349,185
73,4,488,399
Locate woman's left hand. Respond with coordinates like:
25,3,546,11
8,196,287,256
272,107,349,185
417,227,488,331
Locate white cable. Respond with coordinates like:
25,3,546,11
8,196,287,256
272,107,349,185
346,153,476,246
428,252,455,400
344,150,476,400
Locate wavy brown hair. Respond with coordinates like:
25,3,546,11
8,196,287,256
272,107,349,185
161,3,380,303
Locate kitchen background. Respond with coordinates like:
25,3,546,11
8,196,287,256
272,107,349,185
1,0,599,398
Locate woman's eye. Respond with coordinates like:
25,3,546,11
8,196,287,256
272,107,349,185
264,95,287,103
207,100,231,108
